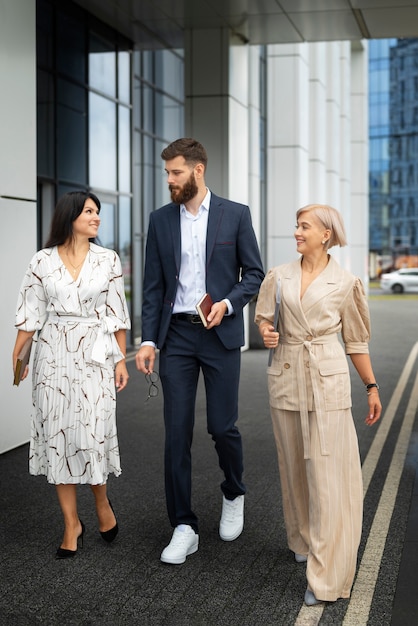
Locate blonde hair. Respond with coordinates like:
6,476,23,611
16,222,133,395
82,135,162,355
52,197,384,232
296,204,347,249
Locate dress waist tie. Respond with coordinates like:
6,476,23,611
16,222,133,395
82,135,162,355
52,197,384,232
279,334,340,460
48,315,124,365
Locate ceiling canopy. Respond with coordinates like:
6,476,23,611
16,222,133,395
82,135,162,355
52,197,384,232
75,0,418,48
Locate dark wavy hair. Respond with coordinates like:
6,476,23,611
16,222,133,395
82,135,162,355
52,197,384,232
44,191,101,248
161,138,208,169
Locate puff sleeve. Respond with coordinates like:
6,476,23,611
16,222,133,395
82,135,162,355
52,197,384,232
15,252,48,332
341,278,371,354
254,268,278,327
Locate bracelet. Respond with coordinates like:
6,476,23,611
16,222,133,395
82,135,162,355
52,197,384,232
366,383,379,390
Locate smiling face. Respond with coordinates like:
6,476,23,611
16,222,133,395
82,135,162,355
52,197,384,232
72,198,101,240
294,210,330,254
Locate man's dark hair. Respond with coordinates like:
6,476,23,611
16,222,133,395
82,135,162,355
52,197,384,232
161,138,208,169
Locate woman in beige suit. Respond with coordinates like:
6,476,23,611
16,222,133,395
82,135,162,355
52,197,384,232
255,204,381,606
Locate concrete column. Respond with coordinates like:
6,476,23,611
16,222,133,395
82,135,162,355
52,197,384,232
266,41,369,284
267,43,310,269
325,42,342,211
0,0,37,453
184,28,255,348
339,41,352,271
350,41,370,284
248,45,262,246
309,42,327,202
185,28,230,197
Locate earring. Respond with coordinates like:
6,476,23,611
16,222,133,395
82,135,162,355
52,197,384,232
322,240,326,244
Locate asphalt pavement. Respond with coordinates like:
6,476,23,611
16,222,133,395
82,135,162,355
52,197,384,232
0,295,417,626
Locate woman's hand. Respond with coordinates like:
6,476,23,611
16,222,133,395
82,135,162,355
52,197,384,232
365,389,382,426
259,323,279,350
12,330,34,383
115,359,129,392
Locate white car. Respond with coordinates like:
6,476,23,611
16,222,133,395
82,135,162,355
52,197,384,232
380,268,418,293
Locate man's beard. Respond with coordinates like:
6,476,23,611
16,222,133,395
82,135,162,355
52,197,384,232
169,173,198,204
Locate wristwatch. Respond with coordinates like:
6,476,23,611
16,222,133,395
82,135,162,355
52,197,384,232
366,383,379,390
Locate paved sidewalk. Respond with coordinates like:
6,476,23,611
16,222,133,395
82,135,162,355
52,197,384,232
0,298,417,625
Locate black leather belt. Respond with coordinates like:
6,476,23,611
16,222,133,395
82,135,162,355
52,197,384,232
171,313,203,324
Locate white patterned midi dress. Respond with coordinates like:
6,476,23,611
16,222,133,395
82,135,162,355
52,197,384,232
15,243,131,485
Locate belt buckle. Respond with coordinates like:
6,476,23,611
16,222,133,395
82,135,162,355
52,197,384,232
191,315,201,324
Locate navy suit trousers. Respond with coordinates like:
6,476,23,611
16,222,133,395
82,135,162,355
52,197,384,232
159,317,246,532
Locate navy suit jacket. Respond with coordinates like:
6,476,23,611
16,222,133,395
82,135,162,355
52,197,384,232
141,193,264,350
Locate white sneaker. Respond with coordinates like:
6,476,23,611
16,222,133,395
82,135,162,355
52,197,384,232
160,525,199,564
219,495,244,541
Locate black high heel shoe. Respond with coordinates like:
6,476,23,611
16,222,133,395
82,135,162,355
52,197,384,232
100,499,118,543
56,521,85,559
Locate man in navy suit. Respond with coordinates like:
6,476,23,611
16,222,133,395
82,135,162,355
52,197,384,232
136,138,264,564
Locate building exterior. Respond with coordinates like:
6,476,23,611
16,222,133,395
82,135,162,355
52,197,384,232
1,0,370,453
369,38,395,273
369,38,418,276
389,39,418,264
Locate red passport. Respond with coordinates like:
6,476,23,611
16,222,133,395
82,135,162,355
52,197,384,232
196,293,213,327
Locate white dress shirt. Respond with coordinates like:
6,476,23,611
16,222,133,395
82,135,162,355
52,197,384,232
173,189,211,313
141,189,232,347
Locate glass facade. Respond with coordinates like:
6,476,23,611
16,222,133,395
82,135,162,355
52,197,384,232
36,0,185,342
369,38,418,272
131,47,184,334
368,39,396,259
389,40,418,260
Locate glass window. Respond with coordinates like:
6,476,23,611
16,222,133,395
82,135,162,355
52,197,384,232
133,77,141,128
57,12,86,82
89,93,116,189
57,79,87,184
143,85,154,131
155,93,183,139
142,134,155,221
154,139,168,211
118,105,131,192
37,70,55,178
155,50,184,101
133,130,142,195
118,51,130,103
58,183,85,199
37,0,184,341
98,200,115,249
37,0,54,69
142,50,153,82
119,196,132,312
370,137,389,162
133,49,141,77
89,33,116,98
370,69,390,93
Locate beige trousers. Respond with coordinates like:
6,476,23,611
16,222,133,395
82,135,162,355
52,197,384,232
270,407,363,602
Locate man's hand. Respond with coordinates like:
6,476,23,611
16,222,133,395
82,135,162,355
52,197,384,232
206,301,228,329
135,345,156,374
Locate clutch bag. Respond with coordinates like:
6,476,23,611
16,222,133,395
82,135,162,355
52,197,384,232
13,337,33,386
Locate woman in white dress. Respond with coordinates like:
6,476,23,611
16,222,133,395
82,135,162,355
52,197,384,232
12,191,131,559
255,204,382,605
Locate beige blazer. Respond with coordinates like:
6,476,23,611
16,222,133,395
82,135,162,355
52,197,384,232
255,256,371,458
